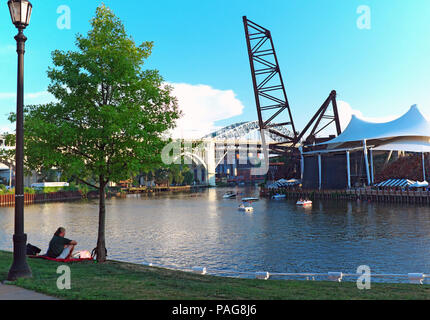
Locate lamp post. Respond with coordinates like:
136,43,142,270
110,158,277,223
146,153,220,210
7,0,32,281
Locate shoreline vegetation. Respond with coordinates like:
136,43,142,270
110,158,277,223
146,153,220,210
0,251,429,300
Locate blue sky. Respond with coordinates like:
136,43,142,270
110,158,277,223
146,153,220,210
0,0,430,137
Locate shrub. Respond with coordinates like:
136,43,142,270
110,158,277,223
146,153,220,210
24,187,36,194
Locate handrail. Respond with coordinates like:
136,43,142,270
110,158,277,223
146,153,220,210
110,259,429,284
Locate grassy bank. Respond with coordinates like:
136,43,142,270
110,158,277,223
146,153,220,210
1,251,429,300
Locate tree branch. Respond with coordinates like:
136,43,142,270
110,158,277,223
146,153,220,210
75,177,99,190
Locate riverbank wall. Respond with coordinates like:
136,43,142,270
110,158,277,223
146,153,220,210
0,191,83,207
261,188,430,205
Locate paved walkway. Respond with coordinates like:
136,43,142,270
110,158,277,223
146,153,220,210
0,282,59,300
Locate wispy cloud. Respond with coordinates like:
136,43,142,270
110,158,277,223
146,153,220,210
0,91,55,134
0,124,15,134
0,45,15,55
0,91,53,103
336,100,409,129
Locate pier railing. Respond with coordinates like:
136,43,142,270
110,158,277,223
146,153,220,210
0,191,82,206
116,260,429,284
261,187,430,204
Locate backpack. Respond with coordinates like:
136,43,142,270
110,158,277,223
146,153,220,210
26,243,41,256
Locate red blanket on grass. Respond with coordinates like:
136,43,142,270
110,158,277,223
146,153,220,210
29,255,93,263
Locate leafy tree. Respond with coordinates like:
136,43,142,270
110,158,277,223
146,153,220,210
183,168,194,185
19,5,180,262
153,168,170,185
37,168,61,182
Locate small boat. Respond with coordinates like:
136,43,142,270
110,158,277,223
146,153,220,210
242,197,259,202
296,199,312,206
238,203,254,212
271,194,286,200
223,191,236,199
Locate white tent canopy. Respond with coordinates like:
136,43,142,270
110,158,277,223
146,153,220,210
322,105,430,147
373,140,430,152
302,105,430,189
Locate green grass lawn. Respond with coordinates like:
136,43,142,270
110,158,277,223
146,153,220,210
1,250,430,300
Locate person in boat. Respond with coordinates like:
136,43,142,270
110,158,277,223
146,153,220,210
46,227,78,259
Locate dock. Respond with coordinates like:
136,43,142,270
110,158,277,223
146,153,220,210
261,188,430,205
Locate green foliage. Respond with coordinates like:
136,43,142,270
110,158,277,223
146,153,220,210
11,4,180,261
0,185,11,195
33,187,64,194
144,165,194,186
37,168,61,183
183,169,194,186
0,188,14,195
75,184,91,196
24,187,36,194
19,4,180,191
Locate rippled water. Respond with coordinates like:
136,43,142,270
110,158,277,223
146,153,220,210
1,187,430,281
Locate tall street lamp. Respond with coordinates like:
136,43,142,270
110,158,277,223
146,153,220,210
7,0,32,281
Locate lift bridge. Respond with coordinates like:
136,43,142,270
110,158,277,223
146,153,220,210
171,17,344,186
168,121,292,186
242,16,342,175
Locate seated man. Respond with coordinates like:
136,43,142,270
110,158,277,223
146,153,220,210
46,227,77,259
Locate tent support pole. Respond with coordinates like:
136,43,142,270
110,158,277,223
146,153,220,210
384,150,393,165
346,151,351,189
370,149,374,184
299,146,304,181
363,140,371,186
422,152,426,181
318,154,322,190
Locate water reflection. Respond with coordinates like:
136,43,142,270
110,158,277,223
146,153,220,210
1,187,430,280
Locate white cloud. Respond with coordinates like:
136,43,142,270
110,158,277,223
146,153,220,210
0,91,54,103
0,91,53,102
0,91,55,134
0,85,247,138
168,83,245,139
0,124,15,134
337,100,406,131
25,91,52,100
316,100,407,137
336,100,363,131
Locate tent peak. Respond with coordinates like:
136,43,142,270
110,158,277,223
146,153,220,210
319,103,430,146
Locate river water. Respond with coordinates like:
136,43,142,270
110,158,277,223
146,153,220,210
1,187,430,282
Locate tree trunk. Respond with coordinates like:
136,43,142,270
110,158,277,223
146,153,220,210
96,176,107,262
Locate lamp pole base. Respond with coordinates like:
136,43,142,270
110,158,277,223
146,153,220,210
7,233,32,281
